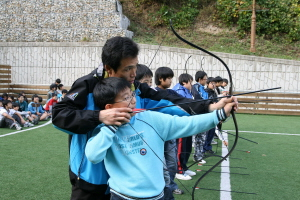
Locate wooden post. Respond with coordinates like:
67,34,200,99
250,0,256,53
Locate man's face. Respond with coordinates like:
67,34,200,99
106,57,138,84
160,77,172,89
108,87,136,111
139,76,153,87
200,75,208,86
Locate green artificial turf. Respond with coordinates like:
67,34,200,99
1,114,299,200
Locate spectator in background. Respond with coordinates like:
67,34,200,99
7,96,15,102
0,100,22,130
28,95,48,121
214,76,223,96
11,103,34,127
55,78,61,86
2,93,8,101
57,84,64,96
135,64,153,87
58,89,68,102
45,93,58,116
16,95,28,111
19,91,29,103
47,84,57,100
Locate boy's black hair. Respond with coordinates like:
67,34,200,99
155,67,174,86
62,89,68,94
2,93,8,98
136,64,153,81
2,100,12,107
102,37,139,73
9,96,15,101
223,78,228,84
12,102,20,108
52,93,57,97
50,83,57,90
93,77,131,110
206,77,215,85
195,71,207,82
58,84,64,90
32,94,39,101
56,79,61,84
214,76,223,83
18,94,24,98
38,97,43,103
179,73,193,86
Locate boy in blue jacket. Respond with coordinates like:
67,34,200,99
85,77,235,200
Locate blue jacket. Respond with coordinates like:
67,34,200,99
172,83,193,99
52,68,213,193
193,83,208,99
85,110,220,198
28,102,44,114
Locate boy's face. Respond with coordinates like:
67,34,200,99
6,102,12,109
34,97,39,103
13,106,19,111
159,77,172,89
139,76,153,87
18,96,24,102
208,81,216,90
182,80,193,91
106,87,136,111
222,82,228,87
106,57,138,84
53,96,57,100
216,81,223,87
199,76,208,86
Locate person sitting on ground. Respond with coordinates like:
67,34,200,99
7,96,15,102
57,84,64,98
220,78,229,95
45,93,58,115
85,77,235,200
10,103,34,127
58,89,68,102
47,84,57,100
1,93,8,101
136,64,153,87
0,100,22,130
15,95,28,112
19,91,29,103
55,78,61,86
28,95,48,121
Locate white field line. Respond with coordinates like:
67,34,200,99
0,120,52,138
220,131,232,200
225,130,300,136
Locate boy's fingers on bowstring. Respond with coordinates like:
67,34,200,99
99,108,132,125
224,101,237,117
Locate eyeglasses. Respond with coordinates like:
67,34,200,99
114,92,136,103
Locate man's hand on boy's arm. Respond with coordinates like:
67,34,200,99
99,108,132,126
208,96,238,112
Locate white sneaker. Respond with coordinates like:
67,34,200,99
15,123,22,130
24,122,29,127
211,140,217,145
185,169,196,176
175,173,192,180
27,122,34,127
198,159,206,164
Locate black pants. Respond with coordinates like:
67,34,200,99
177,136,193,173
70,185,110,200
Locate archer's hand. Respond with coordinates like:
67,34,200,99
209,96,238,113
223,97,238,117
99,108,132,126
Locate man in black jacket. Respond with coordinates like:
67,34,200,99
52,36,237,200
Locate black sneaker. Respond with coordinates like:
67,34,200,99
205,150,215,154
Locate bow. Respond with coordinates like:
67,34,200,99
169,19,239,200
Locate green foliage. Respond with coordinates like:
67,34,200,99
216,0,300,41
137,0,200,29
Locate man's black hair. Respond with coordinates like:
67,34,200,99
195,71,207,82
62,89,68,94
2,100,12,108
223,78,228,84
50,83,57,90
214,76,223,83
155,67,174,86
179,73,193,86
102,36,139,73
12,102,20,108
136,64,153,81
58,84,64,90
206,77,215,85
56,79,61,84
93,77,131,110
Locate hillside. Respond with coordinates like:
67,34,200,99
121,0,300,61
